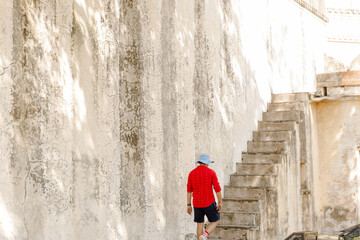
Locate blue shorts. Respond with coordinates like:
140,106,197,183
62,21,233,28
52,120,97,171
194,202,220,223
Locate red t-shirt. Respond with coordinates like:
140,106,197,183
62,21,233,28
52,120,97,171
187,165,221,208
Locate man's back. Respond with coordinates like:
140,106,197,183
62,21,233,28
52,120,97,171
187,165,221,208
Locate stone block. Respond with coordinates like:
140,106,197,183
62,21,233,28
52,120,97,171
253,131,292,142
247,141,287,154
327,86,360,96
224,186,266,200
222,198,261,212
241,153,285,164
317,71,360,87
263,111,301,122
236,163,277,176
258,121,297,131
220,212,260,226
209,226,251,239
271,93,309,103
230,175,277,188
267,102,305,111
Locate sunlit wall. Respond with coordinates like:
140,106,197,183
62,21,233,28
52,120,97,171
311,100,360,234
324,0,360,72
0,0,325,239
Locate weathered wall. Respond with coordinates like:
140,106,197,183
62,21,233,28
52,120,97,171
312,100,360,234
324,0,360,72
309,101,322,233
0,0,16,239
0,0,325,239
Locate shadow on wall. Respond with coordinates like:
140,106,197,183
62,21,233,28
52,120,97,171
1,0,136,239
218,0,266,147
9,1,78,239
160,0,267,237
1,0,275,239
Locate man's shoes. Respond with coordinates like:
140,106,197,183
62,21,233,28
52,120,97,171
199,234,208,240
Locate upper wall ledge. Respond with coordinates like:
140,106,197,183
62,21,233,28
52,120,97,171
312,71,360,101
327,8,360,15
292,0,329,22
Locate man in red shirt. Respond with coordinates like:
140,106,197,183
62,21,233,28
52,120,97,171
187,154,222,240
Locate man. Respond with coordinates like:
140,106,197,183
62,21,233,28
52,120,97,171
187,154,222,240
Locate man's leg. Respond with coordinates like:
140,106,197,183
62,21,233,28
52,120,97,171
204,221,218,234
201,202,220,238
196,222,204,240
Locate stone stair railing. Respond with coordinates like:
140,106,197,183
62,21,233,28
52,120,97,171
209,93,312,240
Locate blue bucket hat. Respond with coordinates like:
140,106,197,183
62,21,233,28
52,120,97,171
195,154,214,164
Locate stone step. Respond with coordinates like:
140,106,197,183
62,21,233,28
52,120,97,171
230,175,277,188
223,198,261,212
242,153,285,164
318,235,338,240
258,121,297,131
263,110,301,122
224,186,266,200
267,102,305,111
247,141,287,154
253,130,292,142
209,225,258,240
208,239,246,240
236,163,277,176
208,238,246,240
271,93,309,103
220,212,260,226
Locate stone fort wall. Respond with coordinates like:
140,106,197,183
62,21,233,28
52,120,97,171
0,0,325,239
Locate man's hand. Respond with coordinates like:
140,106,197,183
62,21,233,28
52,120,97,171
217,202,222,213
187,192,192,215
187,206,192,215
216,191,223,213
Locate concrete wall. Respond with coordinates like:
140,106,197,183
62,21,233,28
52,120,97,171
309,102,321,233
324,0,360,72
0,0,325,239
311,100,360,234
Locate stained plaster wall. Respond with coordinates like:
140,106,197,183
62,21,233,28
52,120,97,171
324,0,360,72
0,0,325,239
311,100,360,235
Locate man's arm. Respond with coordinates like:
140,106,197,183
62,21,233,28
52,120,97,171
187,173,193,215
216,191,222,212
187,192,192,215
212,171,222,212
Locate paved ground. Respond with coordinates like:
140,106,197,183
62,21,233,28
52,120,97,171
318,235,338,240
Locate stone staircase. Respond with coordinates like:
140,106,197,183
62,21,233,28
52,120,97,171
209,93,311,240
